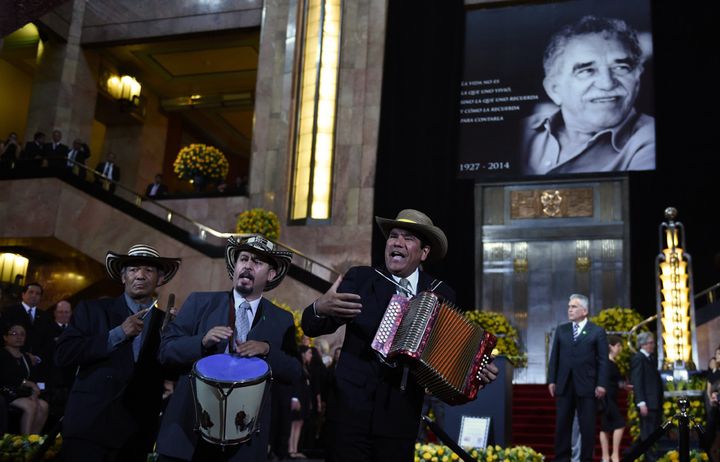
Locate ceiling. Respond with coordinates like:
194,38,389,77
99,29,261,158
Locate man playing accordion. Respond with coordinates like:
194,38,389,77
302,209,499,462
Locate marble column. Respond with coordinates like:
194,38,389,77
24,0,97,144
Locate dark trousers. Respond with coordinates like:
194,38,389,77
324,421,415,462
636,409,661,462
554,385,597,462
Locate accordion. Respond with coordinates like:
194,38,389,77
371,291,497,405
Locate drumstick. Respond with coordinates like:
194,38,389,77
161,293,176,331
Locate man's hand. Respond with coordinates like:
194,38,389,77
202,326,233,348
314,275,362,319
24,352,40,366
548,383,556,398
639,404,648,416
121,307,150,337
234,340,270,357
595,386,606,399
477,360,499,390
711,392,718,406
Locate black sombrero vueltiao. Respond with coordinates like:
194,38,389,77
105,244,181,285
225,235,293,291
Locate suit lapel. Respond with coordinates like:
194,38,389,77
251,298,268,330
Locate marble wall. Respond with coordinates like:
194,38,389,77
0,178,319,312
251,0,387,271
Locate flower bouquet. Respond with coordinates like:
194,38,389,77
173,144,229,188
236,208,281,241
413,443,544,462
464,310,527,367
0,433,62,461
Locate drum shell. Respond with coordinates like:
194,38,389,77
192,355,270,445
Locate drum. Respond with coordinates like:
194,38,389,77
191,354,271,445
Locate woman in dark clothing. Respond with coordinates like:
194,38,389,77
599,335,627,462
0,323,48,434
289,345,313,459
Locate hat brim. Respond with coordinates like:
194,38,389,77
375,216,448,261
105,253,181,286
225,239,293,291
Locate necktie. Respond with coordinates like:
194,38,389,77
104,162,112,177
235,301,252,345
132,304,152,361
572,323,580,341
398,278,412,297
26,307,34,324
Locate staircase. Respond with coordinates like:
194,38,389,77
512,384,632,461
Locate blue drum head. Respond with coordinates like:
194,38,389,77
195,354,269,382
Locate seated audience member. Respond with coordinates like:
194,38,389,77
44,129,69,169
20,131,46,168
146,173,168,198
0,323,49,434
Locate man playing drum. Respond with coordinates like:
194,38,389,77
156,235,301,461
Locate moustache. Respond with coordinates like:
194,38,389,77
238,270,255,281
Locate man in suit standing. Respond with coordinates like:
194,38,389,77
301,209,498,462
156,235,301,462
56,244,181,462
20,131,46,169
45,129,69,169
66,138,91,179
629,332,663,462
95,152,121,192
2,282,54,382
548,293,609,462
145,173,168,198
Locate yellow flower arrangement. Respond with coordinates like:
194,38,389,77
464,310,527,367
590,306,648,375
236,208,281,241
657,449,708,462
413,443,544,462
173,143,229,183
0,433,62,461
272,299,308,346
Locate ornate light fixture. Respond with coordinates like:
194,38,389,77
0,253,29,285
289,0,342,221
656,207,698,369
106,74,142,106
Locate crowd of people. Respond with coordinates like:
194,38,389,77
0,284,76,437
0,129,249,197
548,294,720,462
2,209,719,462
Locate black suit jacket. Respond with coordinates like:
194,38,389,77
94,161,121,182
157,291,301,461
55,296,167,448
21,141,45,159
547,320,609,397
301,266,456,439
145,183,168,197
630,351,663,411
44,142,69,168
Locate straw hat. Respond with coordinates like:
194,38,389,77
225,235,293,291
375,209,448,261
105,244,181,286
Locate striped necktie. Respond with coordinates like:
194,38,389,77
235,301,252,344
572,323,580,341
